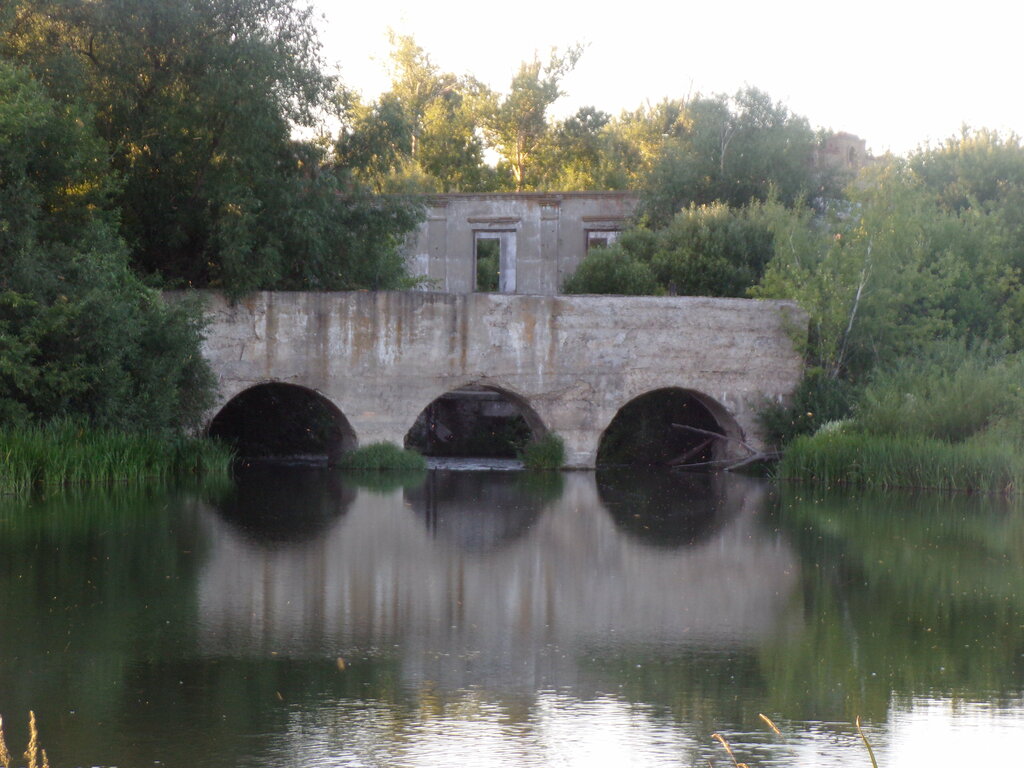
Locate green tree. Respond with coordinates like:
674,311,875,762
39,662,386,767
483,45,583,191
642,89,822,225
4,0,420,294
0,60,213,430
337,33,495,193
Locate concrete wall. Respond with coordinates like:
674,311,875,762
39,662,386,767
406,192,639,295
197,291,806,467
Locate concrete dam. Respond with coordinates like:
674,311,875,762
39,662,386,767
195,291,805,468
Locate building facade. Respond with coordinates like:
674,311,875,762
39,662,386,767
405,191,640,296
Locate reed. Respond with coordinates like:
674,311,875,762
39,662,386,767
0,713,49,768
519,432,565,470
0,421,233,495
338,442,427,471
778,429,1022,494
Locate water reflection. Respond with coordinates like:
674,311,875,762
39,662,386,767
196,471,798,685
596,469,736,547
215,463,355,544
404,470,559,551
2,473,1023,767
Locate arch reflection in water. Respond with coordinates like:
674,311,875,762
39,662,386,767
403,470,563,552
213,464,355,545
596,469,736,547
197,471,797,670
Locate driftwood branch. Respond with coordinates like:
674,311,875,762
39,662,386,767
666,438,714,467
669,423,779,471
671,424,757,455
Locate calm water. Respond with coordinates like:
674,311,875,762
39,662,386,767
0,467,1021,767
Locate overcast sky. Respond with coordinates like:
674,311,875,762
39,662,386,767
310,0,1021,157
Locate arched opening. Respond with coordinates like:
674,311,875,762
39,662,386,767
208,383,356,464
596,388,740,468
404,385,542,459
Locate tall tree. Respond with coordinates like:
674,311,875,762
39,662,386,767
337,33,494,192
642,88,821,225
4,0,420,293
0,60,213,429
483,45,583,191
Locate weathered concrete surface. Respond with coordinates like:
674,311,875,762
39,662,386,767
406,192,639,294
197,291,805,467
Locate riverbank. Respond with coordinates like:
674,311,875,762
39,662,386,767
0,422,233,495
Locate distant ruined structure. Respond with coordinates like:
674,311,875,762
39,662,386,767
815,131,869,173
404,192,640,296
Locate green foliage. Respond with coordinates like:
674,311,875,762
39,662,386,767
856,343,1024,443
518,432,565,470
475,238,500,292
4,0,421,294
337,33,497,193
0,60,216,431
642,88,824,226
482,45,583,191
758,368,858,448
562,245,659,295
776,345,1024,491
339,442,427,471
565,203,772,297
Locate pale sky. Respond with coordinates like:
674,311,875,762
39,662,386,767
310,0,1021,157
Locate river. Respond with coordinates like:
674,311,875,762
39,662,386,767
0,466,1021,767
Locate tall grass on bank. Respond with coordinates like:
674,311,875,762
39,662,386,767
0,421,233,495
779,428,1023,493
775,344,1024,493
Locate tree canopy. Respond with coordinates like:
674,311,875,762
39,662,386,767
3,0,422,294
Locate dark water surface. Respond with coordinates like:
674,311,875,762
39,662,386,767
0,467,1021,767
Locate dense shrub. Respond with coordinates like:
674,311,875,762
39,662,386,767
563,204,773,298
758,369,858,448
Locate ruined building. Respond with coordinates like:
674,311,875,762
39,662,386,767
404,191,640,296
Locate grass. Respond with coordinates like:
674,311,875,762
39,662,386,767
0,712,49,768
338,442,427,471
0,421,233,496
519,432,565,470
778,429,1022,494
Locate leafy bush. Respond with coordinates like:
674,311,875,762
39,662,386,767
758,368,858,448
563,204,772,298
339,442,427,471
519,433,565,470
562,246,659,295
0,61,216,433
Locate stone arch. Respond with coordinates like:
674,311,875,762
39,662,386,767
404,380,548,458
595,386,744,467
208,382,357,464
